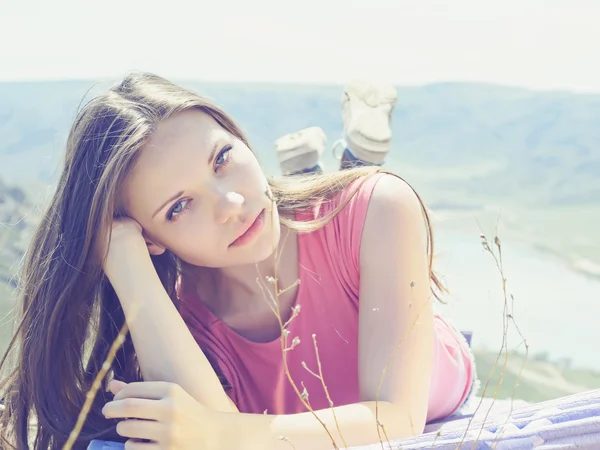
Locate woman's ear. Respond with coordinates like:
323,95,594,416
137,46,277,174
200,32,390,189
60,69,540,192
142,231,166,256
146,239,166,256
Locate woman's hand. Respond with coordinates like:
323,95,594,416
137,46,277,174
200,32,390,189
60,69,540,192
103,380,229,450
101,217,152,285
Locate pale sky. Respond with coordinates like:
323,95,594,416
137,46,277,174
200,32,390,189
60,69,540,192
1,0,600,92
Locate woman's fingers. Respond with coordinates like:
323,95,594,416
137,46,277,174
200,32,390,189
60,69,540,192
124,440,160,450
116,419,162,442
109,379,128,396
103,398,165,421
113,381,181,401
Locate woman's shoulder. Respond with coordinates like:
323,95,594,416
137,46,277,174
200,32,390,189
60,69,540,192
360,172,430,256
363,172,425,221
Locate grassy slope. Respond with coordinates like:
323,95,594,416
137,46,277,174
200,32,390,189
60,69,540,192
473,348,600,403
431,203,600,281
513,205,600,276
0,281,16,357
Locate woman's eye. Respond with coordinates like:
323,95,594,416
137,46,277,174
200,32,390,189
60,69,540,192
215,145,232,169
167,199,189,222
172,201,184,214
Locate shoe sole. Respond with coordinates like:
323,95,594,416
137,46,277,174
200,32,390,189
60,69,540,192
275,127,326,173
345,78,398,108
344,79,397,153
275,126,326,163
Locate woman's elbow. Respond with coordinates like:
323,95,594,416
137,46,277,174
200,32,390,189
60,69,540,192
378,401,428,439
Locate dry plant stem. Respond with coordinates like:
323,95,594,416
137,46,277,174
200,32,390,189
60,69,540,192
62,322,129,450
457,235,509,450
301,334,348,449
429,431,442,449
475,237,512,450
491,242,529,450
274,288,340,450
255,265,340,450
279,435,297,450
455,233,528,450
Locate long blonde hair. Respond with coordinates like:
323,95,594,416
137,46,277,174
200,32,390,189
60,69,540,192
0,72,443,449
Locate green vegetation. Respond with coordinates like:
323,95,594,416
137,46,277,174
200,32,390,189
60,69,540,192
0,281,16,357
473,349,600,403
432,204,600,280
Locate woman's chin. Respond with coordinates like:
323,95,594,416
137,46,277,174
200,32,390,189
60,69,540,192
251,227,282,264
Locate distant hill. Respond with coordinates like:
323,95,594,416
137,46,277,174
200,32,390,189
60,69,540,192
0,178,36,286
1,79,599,207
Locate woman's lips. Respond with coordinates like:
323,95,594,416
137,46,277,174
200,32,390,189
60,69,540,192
229,209,266,247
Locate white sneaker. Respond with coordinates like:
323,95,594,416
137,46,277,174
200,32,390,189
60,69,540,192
275,126,326,174
341,78,397,164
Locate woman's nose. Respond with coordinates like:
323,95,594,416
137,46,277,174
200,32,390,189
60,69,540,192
214,190,245,225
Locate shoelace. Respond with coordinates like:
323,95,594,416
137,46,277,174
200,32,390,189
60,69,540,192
331,139,346,160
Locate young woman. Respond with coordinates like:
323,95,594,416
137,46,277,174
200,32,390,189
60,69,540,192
0,73,476,450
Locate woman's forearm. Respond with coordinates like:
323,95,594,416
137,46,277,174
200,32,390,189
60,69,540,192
228,400,422,450
110,256,237,413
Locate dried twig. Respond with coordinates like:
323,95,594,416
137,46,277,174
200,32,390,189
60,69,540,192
257,221,341,449
453,229,528,450
301,333,348,449
62,322,129,450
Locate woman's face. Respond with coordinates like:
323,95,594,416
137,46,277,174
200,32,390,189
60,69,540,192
121,109,280,268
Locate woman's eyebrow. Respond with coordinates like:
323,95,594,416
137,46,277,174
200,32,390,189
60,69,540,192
207,140,220,164
152,190,184,219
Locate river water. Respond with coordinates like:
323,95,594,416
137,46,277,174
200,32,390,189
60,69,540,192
433,229,600,370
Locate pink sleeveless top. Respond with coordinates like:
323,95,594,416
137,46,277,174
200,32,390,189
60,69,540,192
179,173,475,422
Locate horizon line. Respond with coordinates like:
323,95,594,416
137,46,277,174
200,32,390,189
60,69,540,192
1,76,599,96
